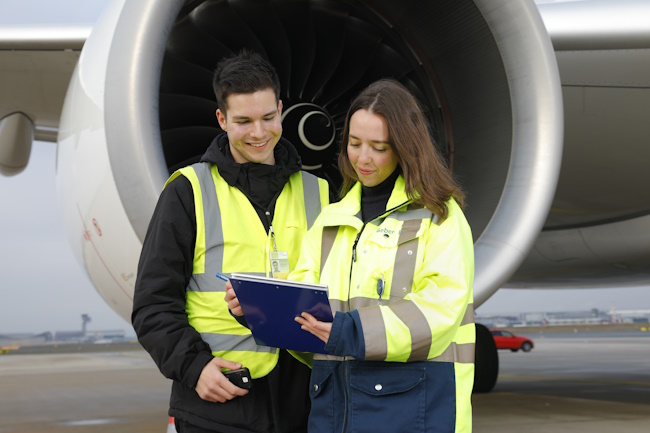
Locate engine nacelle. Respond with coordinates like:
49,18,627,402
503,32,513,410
57,0,563,321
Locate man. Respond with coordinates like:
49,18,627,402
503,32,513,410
132,50,329,433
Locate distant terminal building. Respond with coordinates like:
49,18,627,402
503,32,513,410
1,314,128,348
28,313,126,344
54,327,127,343
0,332,52,347
0,330,128,347
609,309,650,323
477,308,650,328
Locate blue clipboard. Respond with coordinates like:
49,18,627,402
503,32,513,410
229,273,333,354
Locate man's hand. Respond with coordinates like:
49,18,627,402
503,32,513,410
195,358,249,403
224,280,243,316
295,312,332,343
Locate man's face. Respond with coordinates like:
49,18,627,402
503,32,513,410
216,89,283,165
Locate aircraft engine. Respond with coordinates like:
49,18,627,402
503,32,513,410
56,0,562,375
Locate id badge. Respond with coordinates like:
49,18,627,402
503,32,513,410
270,251,290,279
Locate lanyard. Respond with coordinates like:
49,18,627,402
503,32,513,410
265,211,278,252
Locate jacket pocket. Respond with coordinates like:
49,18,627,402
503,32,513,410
348,364,426,433
308,362,336,433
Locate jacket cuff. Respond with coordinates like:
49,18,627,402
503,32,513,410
229,309,249,328
325,310,365,359
183,350,214,389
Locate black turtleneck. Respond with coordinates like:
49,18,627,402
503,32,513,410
360,168,401,223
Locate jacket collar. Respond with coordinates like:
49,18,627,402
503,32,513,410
322,175,412,229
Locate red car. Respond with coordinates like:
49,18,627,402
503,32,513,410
490,329,534,352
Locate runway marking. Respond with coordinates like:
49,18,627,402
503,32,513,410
58,418,125,426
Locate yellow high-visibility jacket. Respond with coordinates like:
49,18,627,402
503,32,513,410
291,174,475,433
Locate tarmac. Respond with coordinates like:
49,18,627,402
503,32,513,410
0,334,648,433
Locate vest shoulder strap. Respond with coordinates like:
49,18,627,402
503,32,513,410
300,171,323,228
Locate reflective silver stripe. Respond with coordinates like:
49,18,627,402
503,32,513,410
313,353,355,361
190,271,267,293
390,218,421,298
388,206,434,222
430,342,475,364
200,333,277,354
349,302,473,344
350,295,429,310
313,343,475,364
349,297,378,310
188,163,224,292
388,300,432,362
301,171,321,228
190,275,227,293
320,226,338,275
404,203,440,225
348,301,474,324
358,307,388,360
462,304,475,326
329,298,349,314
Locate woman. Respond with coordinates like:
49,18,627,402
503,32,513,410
291,79,475,433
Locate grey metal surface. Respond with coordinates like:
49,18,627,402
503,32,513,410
104,0,184,242
0,50,80,144
513,0,650,287
470,0,563,305
0,112,33,175
510,214,650,288
538,0,650,228
538,0,650,50
98,0,564,307
0,0,107,148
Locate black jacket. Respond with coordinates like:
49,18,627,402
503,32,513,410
132,134,311,433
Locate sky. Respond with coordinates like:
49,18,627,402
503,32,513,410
0,0,109,26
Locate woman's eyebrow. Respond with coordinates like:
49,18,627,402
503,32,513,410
348,134,390,145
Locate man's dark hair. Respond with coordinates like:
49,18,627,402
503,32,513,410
212,50,281,114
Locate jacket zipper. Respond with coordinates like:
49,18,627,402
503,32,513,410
341,200,411,432
347,200,408,301
341,361,348,433
343,226,363,433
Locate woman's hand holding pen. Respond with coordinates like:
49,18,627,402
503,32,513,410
295,312,332,343
224,280,244,316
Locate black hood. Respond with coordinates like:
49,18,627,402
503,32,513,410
200,133,303,224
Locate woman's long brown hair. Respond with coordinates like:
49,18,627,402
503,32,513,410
338,79,464,220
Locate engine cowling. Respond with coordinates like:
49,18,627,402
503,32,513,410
57,0,563,321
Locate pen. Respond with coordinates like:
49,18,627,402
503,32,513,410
376,273,385,305
216,272,230,282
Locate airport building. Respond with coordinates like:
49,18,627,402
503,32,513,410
1,314,127,348
477,308,650,328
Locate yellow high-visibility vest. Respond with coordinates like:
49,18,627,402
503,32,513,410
166,162,329,378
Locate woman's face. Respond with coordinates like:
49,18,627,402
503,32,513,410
347,109,399,187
